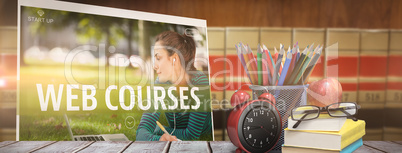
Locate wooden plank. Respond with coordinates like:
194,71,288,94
0,141,18,148
123,141,169,153
78,141,132,153
32,141,93,153
354,145,384,153
0,141,55,152
169,141,211,153
364,141,402,152
209,141,237,153
392,141,402,145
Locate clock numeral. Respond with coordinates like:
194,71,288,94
266,137,269,142
254,111,258,117
272,125,275,129
260,110,264,115
249,134,252,138
254,139,256,143
267,112,269,116
246,117,253,123
270,117,273,122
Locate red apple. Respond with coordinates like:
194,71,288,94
307,78,342,107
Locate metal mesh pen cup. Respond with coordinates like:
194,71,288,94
249,85,309,152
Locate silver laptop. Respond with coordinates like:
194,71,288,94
64,114,129,141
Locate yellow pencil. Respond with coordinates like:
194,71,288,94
156,121,182,141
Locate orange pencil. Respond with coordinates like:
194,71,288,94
241,45,255,84
247,45,258,84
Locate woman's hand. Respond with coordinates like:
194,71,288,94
159,133,178,141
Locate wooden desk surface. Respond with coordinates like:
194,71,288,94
0,141,401,153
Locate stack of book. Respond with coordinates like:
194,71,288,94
282,115,366,153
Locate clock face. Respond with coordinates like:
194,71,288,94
238,100,281,152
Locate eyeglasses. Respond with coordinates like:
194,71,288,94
291,102,361,128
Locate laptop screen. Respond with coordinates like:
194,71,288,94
18,0,213,141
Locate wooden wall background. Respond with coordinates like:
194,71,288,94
1,0,402,141
63,0,402,29
1,0,402,28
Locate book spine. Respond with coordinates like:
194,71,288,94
384,30,402,140
358,30,389,140
326,29,360,103
208,28,226,110
340,121,366,149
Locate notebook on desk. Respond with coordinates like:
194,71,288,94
63,114,129,141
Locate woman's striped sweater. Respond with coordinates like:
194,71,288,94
135,71,212,141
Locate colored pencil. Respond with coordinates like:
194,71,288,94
307,43,315,56
263,45,275,84
257,44,263,85
279,46,290,76
277,52,292,86
293,51,314,84
285,46,308,85
300,46,323,84
313,44,320,56
247,45,258,84
235,42,322,86
274,47,279,62
236,44,252,84
273,46,284,85
241,44,255,84
297,45,306,62
262,50,270,85
287,44,298,81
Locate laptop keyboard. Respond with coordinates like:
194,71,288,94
75,136,105,141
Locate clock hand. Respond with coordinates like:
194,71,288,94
259,125,271,133
246,125,261,130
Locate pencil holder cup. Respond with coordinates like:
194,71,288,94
249,84,309,152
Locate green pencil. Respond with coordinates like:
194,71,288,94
299,46,323,84
293,51,314,84
257,44,263,85
285,46,308,85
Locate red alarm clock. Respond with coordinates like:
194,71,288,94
227,90,282,153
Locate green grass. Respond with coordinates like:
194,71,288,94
19,65,213,141
20,112,143,141
19,112,212,141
